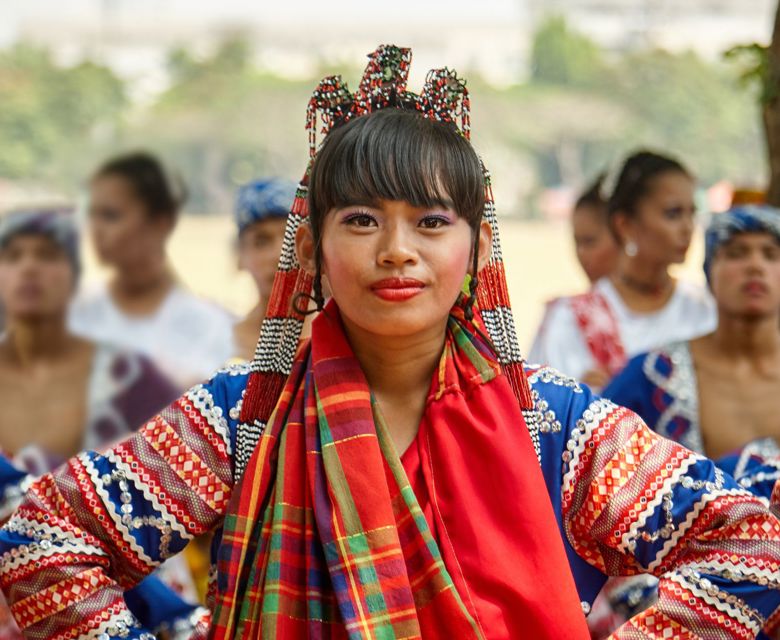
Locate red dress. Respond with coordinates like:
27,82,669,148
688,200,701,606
401,343,590,640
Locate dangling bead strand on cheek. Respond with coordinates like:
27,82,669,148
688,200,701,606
312,258,325,312
464,230,481,321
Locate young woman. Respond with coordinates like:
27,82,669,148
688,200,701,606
70,152,235,389
530,152,716,387
589,205,780,637
1,47,778,640
605,205,780,458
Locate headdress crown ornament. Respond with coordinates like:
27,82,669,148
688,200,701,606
235,45,530,480
306,45,471,157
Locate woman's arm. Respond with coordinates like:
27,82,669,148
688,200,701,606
0,372,242,640
560,390,780,638
0,448,212,638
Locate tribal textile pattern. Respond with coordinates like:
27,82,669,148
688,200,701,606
0,385,234,640
0,365,778,638
542,375,780,638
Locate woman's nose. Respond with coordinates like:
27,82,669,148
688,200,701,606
377,227,418,266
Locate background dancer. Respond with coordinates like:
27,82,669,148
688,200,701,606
70,152,235,389
530,151,716,386
0,208,206,639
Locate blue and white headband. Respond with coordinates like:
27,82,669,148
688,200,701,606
234,179,297,236
704,204,780,282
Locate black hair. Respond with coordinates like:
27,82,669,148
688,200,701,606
93,151,186,221
574,172,607,218
607,151,691,223
305,109,485,312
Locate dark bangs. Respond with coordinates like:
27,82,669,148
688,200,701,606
308,109,485,231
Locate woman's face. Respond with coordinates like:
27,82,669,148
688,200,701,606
298,199,490,340
89,174,172,269
572,205,619,283
620,172,696,267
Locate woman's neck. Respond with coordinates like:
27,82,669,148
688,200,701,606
614,253,671,292
2,316,74,368
609,254,674,312
341,315,449,455
344,318,447,397
110,256,175,314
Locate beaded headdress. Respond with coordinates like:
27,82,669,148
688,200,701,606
236,44,530,478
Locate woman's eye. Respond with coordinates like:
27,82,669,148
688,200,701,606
344,213,376,227
664,208,683,220
419,216,449,229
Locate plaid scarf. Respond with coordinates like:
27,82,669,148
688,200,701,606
213,301,582,638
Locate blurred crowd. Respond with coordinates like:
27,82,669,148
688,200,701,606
0,144,779,638
0,153,296,638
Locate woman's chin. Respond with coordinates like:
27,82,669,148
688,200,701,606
341,308,448,340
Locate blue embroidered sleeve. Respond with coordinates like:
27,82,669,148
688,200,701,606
0,453,30,523
529,366,780,638
0,449,211,636
718,439,780,503
0,366,251,640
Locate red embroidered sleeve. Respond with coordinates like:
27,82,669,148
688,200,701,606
561,396,780,638
0,380,235,640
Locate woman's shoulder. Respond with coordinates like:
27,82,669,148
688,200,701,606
69,281,112,320
166,287,237,326
616,340,691,383
522,363,620,469
523,362,592,420
203,361,254,403
543,286,609,312
177,362,255,460
672,279,716,311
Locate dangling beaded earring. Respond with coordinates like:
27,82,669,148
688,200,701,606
311,263,325,312
464,276,478,321
625,240,638,257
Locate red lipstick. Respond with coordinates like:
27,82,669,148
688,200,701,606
370,277,425,301
743,280,768,295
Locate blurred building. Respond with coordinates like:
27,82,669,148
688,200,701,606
528,0,775,57
9,0,776,101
